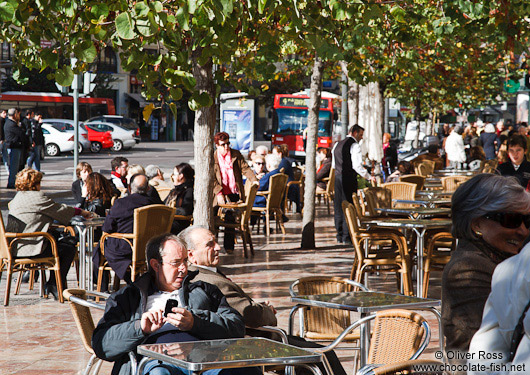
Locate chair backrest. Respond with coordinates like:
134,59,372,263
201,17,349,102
364,187,392,216
441,176,470,192
399,174,425,190
484,159,498,169
0,214,12,262
351,193,366,219
326,168,335,194
267,173,289,210
242,182,259,224
381,182,416,207
131,204,176,275
290,277,357,336
155,186,173,201
63,288,100,354
415,161,435,177
367,309,428,365
482,165,496,174
342,201,364,262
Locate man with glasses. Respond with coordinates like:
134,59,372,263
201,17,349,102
93,233,255,375
213,132,256,253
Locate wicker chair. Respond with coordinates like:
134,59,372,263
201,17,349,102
63,288,137,375
252,173,288,236
285,166,304,213
0,214,64,305
363,187,392,217
216,182,259,258
441,175,470,192
97,204,175,292
167,199,193,226
399,175,425,190
359,359,444,375
414,161,435,177
343,201,413,295
154,185,173,201
289,276,368,341
316,168,335,215
381,182,417,208
423,231,455,297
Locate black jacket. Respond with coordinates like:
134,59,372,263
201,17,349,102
497,158,530,188
92,271,245,375
4,118,26,149
316,157,332,189
28,119,45,146
164,180,194,216
71,180,84,206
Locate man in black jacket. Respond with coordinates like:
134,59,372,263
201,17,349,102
497,134,530,189
26,112,45,171
4,108,25,188
96,174,162,283
92,233,253,375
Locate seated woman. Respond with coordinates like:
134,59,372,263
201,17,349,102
442,174,530,355
316,147,332,192
82,172,114,217
165,163,194,234
273,144,300,212
71,161,93,207
386,160,414,182
7,168,92,299
252,155,267,179
254,154,282,207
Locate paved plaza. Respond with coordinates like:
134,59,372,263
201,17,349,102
0,149,442,375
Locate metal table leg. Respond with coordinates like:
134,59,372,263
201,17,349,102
412,227,426,298
77,226,87,290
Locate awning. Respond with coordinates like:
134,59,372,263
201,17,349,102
125,93,149,107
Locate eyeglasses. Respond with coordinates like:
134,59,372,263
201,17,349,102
483,212,530,229
255,162,264,165
161,260,187,268
218,142,230,148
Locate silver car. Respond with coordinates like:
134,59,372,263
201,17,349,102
41,119,91,153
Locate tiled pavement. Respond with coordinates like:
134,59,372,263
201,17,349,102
0,188,442,375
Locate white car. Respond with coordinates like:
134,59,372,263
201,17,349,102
41,124,75,156
85,121,140,151
41,119,91,153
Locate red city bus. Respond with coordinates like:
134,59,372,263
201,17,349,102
271,94,335,157
0,91,116,121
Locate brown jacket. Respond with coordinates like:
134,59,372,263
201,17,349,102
188,264,277,328
213,149,256,201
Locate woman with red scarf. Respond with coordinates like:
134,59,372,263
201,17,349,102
213,132,257,252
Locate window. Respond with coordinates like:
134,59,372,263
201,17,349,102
96,47,117,73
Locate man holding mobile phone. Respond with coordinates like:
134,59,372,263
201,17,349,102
92,234,258,375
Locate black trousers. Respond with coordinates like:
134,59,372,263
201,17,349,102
333,174,356,242
216,193,240,251
287,335,347,375
31,238,76,289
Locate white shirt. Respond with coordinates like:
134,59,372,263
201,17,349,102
445,132,466,163
331,135,371,180
146,290,183,312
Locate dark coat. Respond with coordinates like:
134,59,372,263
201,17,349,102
497,158,530,188
479,132,498,160
28,119,45,146
164,180,194,216
100,193,163,279
4,118,25,149
316,157,332,190
254,168,280,207
92,271,245,375
72,179,84,206
441,238,513,352
279,157,294,182
213,149,256,202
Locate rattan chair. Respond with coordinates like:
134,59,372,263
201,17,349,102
363,187,392,217
63,288,137,375
289,276,368,341
252,173,288,236
167,199,193,226
414,160,435,177
358,359,444,375
399,175,425,190
423,231,454,297
0,214,64,305
154,185,173,201
97,204,175,292
216,182,259,258
441,175,470,192
381,182,416,208
343,201,413,295
316,168,335,215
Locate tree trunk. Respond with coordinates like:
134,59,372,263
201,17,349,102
413,95,421,148
348,80,359,126
301,54,324,250
191,51,216,229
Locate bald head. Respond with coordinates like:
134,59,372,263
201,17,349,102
130,174,148,194
179,226,221,267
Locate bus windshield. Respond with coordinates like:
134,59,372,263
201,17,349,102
276,108,332,137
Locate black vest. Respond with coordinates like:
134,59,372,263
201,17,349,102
334,136,357,181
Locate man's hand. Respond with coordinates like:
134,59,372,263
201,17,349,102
369,176,377,185
141,310,165,334
166,307,194,331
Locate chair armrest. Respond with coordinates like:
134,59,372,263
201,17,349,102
5,231,55,241
313,315,376,353
101,232,135,240
256,191,269,196
174,215,193,221
51,224,76,236
218,203,246,209
248,326,289,344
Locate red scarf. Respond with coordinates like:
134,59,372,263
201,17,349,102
111,171,127,187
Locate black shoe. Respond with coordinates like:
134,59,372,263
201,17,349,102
21,271,39,283
44,284,59,301
282,214,289,223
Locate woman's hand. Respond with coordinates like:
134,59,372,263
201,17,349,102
80,209,94,219
216,194,226,205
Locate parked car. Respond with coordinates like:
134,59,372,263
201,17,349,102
86,121,140,151
86,115,140,136
81,124,114,153
41,124,76,156
41,119,91,153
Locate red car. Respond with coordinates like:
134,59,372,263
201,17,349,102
82,124,114,153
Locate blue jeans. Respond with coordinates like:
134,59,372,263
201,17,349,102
7,148,21,188
143,360,261,375
27,145,42,171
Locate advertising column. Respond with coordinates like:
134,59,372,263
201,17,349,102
220,94,254,154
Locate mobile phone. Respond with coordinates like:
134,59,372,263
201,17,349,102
164,299,179,317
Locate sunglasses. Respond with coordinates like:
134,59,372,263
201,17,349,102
483,212,530,229
255,162,264,165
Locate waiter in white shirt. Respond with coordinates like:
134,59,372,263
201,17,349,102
332,124,376,244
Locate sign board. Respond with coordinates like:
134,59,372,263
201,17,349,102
279,97,329,109
220,96,254,153
150,118,159,141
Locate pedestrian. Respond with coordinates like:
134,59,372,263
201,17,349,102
20,109,33,170
0,109,7,172
332,124,376,244
479,123,499,160
4,108,25,188
26,112,45,171
445,125,466,169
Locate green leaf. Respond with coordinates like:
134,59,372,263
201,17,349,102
12,68,29,85
55,66,74,87
135,2,149,17
91,3,109,18
0,1,15,22
176,6,189,31
390,6,406,23
188,98,200,111
330,0,349,21
258,0,267,14
220,0,233,15
150,1,163,13
196,92,213,106
168,102,178,117
170,87,183,101
136,18,155,37
188,0,198,14
115,12,136,40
